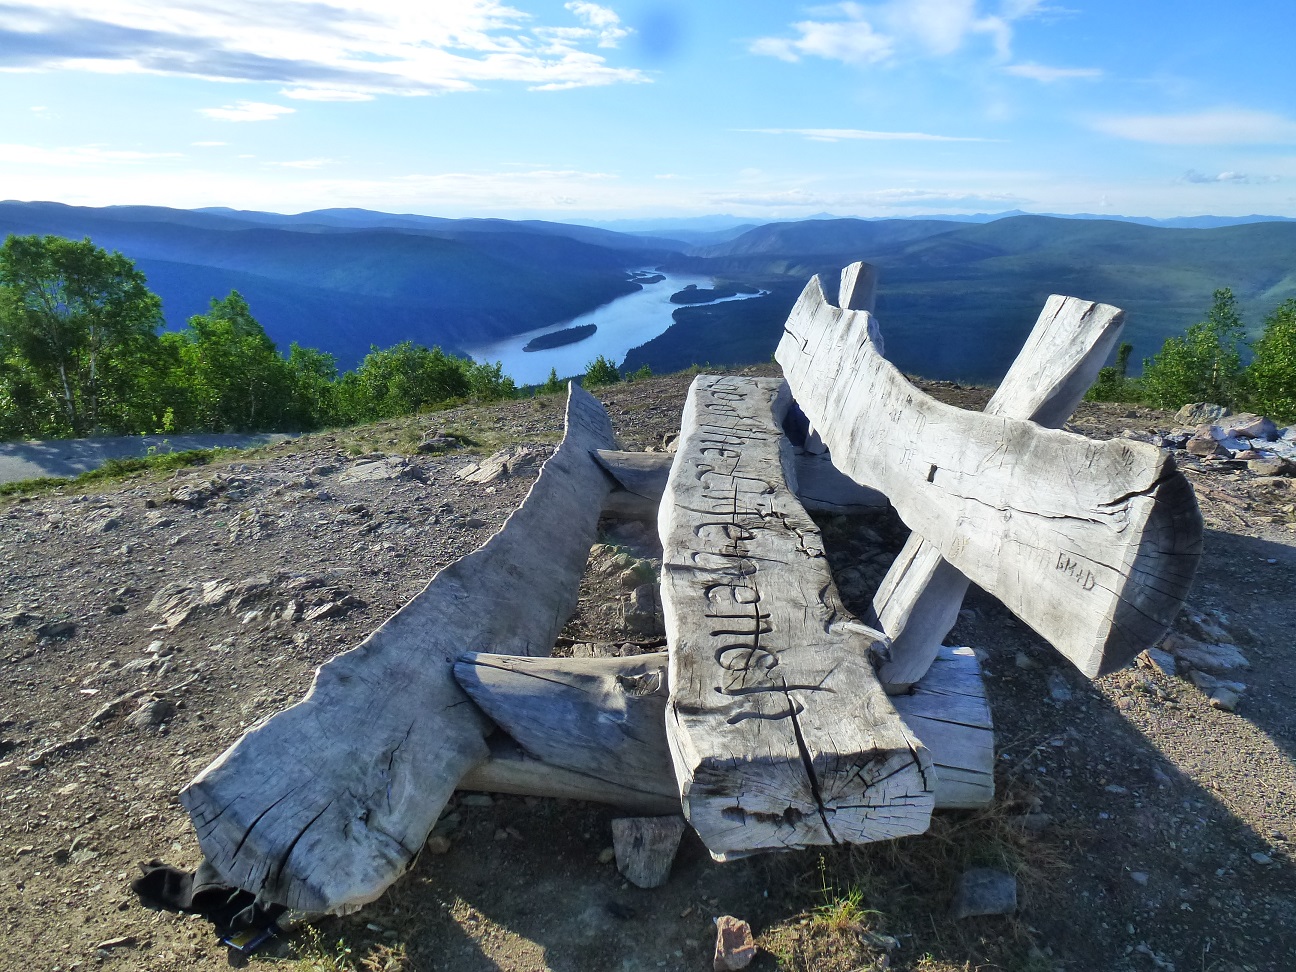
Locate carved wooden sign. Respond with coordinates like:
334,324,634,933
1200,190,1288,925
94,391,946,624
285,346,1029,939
659,374,934,860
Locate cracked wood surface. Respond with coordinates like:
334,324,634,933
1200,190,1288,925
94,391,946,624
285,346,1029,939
776,275,1203,679
179,384,617,914
595,449,886,520
454,650,991,812
660,375,934,861
453,652,677,809
871,284,1129,690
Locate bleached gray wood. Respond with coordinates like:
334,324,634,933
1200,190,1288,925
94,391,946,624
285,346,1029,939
890,647,993,809
180,384,617,914
595,449,886,518
452,651,990,811
661,375,934,861
872,291,1127,690
453,651,676,807
457,737,679,815
612,815,688,888
777,274,1202,679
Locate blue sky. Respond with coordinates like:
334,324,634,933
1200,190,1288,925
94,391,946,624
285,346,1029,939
2,1,1294,219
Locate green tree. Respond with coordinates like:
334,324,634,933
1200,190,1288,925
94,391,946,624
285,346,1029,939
464,358,516,402
0,234,163,435
1245,298,1296,422
1085,341,1139,402
286,342,340,428
1141,288,1247,409
336,341,472,422
582,354,621,387
540,367,564,395
172,291,295,431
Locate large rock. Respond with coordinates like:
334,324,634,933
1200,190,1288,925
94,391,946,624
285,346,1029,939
950,868,1018,919
1175,403,1231,426
1223,413,1279,441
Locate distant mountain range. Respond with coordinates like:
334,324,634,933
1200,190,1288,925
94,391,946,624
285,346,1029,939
3,201,1295,383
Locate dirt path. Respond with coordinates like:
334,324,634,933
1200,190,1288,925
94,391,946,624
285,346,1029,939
0,373,1292,972
0,433,296,485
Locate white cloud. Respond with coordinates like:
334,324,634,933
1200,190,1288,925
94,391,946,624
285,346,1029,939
749,0,1044,66
1183,169,1280,185
199,101,296,122
191,140,227,146
705,186,1028,210
0,1,648,99
742,127,993,142
1092,109,1296,145
270,158,335,169
280,87,375,103
1005,62,1101,82
0,142,181,166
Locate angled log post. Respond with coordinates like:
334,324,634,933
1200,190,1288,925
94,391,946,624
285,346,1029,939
180,384,618,914
864,277,1128,690
776,274,1203,680
454,649,992,811
659,375,934,861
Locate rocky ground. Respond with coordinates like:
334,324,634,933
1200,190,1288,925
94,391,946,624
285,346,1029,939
0,368,1293,972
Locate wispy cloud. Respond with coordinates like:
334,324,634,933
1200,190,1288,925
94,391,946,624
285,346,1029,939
749,0,1048,67
1183,169,1280,185
0,142,182,166
270,158,336,169
705,186,1027,210
1092,109,1296,145
191,140,226,146
742,127,994,143
1004,62,1101,82
199,101,295,122
0,1,649,100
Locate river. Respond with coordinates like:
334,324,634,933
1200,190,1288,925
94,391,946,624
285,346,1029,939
464,270,767,386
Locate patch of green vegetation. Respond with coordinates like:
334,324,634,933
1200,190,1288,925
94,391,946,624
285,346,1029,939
0,447,221,498
275,925,407,972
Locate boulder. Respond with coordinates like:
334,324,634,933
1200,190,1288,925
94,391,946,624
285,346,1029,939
1223,413,1279,441
1175,403,1231,426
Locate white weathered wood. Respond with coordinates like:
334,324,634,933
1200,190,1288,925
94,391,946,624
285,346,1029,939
776,276,1202,679
595,449,886,518
180,384,618,914
453,650,991,811
872,290,1128,690
661,375,934,861
890,647,993,809
458,737,679,815
453,651,676,807
611,815,688,888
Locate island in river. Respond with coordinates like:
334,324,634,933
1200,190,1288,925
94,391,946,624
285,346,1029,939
522,323,598,352
669,282,760,305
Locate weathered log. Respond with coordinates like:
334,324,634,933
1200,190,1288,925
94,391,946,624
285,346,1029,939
458,736,680,815
611,815,688,888
453,651,676,807
180,384,617,914
595,449,886,519
871,284,1128,690
453,650,992,811
660,375,934,860
776,276,1202,679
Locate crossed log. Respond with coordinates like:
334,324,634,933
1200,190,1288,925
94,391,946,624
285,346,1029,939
776,267,1203,680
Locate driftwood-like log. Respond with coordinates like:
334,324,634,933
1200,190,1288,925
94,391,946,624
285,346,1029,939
595,449,886,520
612,815,688,888
453,650,992,811
872,283,1128,690
453,652,676,807
458,736,680,815
660,375,933,860
776,275,1202,679
180,384,617,913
